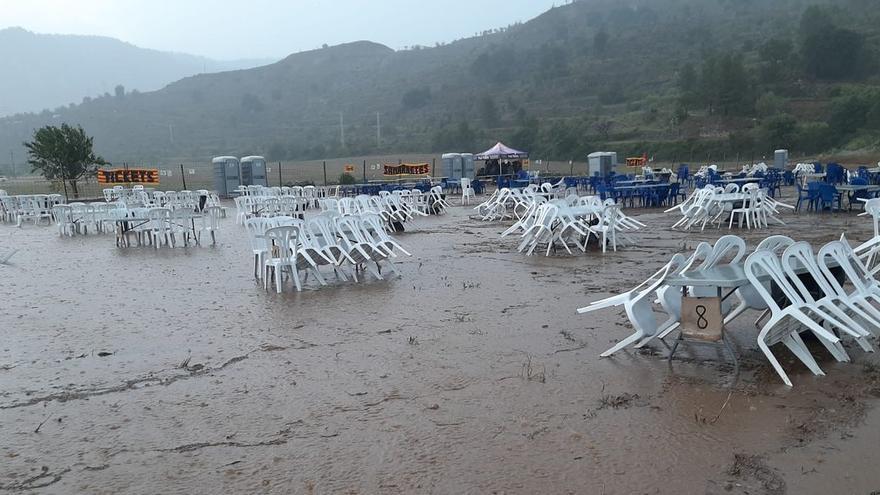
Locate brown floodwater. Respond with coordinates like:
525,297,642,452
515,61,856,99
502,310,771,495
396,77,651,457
2,191,880,494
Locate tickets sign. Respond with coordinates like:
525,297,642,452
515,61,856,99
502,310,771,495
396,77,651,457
383,163,430,176
97,168,160,184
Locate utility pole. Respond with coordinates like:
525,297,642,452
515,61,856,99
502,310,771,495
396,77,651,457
339,112,345,149
168,124,174,144
376,112,381,148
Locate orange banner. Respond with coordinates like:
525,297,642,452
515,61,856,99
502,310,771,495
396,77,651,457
383,163,430,176
97,168,160,184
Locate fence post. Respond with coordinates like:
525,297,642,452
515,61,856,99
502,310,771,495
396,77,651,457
180,164,187,190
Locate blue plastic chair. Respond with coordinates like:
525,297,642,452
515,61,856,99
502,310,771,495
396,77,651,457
817,184,841,212
796,182,814,211
668,183,680,206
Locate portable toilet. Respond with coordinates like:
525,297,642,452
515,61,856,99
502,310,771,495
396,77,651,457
441,153,460,179
461,153,475,179
774,149,789,170
212,156,240,197
241,156,268,187
588,152,617,177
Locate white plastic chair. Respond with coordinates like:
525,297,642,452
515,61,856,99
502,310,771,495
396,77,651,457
744,249,846,387
578,254,687,357
147,207,173,248
782,242,874,352
588,204,621,253
818,240,880,328
460,178,476,205
724,235,794,325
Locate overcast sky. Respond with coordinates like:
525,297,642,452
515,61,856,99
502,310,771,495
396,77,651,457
2,0,563,60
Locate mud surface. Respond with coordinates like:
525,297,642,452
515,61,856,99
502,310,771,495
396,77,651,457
2,191,880,494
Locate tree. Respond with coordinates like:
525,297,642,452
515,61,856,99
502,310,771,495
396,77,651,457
828,94,868,141
755,92,784,117
758,38,793,82
802,27,866,79
758,114,797,149
24,124,106,199
114,84,125,98
799,6,866,80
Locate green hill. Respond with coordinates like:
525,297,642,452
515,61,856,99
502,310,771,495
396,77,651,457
1,0,879,173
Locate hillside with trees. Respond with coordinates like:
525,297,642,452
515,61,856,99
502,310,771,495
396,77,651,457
0,0,878,173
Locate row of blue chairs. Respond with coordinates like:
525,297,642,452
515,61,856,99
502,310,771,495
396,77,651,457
795,180,876,212
595,183,684,208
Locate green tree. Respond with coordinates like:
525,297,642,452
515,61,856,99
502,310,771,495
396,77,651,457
758,38,793,82
828,94,869,141
114,84,125,98
802,28,866,79
755,92,784,117
758,114,798,149
24,123,106,199
799,6,835,40
717,54,752,115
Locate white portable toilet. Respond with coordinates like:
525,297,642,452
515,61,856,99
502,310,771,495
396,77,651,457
212,156,240,197
588,152,617,177
461,153,475,179
241,156,268,187
441,153,460,179
774,149,789,170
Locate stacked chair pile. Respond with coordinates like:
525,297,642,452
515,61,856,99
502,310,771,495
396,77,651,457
244,203,412,293
667,183,792,231
578,233,880,387
476,185,644,255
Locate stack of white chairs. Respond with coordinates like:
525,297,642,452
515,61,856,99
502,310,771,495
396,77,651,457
578,232,880,387
245,209,410,292
315,192,426,229
474,186,543,222
669,184,792,231
500,194,643,256
854,198,880,276
793,163,816,175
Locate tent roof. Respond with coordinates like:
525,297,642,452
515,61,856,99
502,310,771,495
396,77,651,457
474,142,529,160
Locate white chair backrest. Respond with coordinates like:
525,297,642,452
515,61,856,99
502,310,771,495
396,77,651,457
756,235,794,254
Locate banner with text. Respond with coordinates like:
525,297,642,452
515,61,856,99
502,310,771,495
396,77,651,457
383,163,430,176
97,168,160,185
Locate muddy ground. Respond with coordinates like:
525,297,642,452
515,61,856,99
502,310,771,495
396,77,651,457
2,191,880,494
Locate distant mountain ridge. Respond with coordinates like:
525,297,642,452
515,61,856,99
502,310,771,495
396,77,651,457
0,27,272,116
